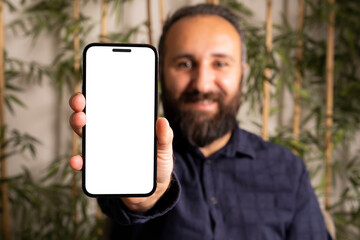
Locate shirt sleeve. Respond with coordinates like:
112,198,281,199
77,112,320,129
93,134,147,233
97,172,181,225
287,164,333,240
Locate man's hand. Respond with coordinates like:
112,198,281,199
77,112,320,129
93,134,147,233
68,92,174,213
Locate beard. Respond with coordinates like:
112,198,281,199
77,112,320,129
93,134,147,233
162,84,242,148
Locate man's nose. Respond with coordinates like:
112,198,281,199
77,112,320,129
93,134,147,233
190,63,215,93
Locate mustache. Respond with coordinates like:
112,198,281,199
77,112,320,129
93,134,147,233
179,90,225,103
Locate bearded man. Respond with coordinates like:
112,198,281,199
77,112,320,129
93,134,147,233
69,4,332,240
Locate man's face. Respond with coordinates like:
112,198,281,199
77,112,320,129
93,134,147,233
161,15,243,147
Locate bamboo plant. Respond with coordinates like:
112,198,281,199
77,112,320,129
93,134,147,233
146,0,153,45
303,0,360,238
293,0,305,144
262,0,273,141
324,0,335,210
159,0,165,26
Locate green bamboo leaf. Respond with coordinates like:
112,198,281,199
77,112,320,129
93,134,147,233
5,96,15,114
28,144,36,157
269,106,282,116
41,162,61,182
7,94,27,108
293,86,310,99
0,151,19,160
23,133,41,143
5,83,24,92
221,0,253,17
5,70,21,80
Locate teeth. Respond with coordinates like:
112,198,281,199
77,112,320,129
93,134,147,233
197,100,213,105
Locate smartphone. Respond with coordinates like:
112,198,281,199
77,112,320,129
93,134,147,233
82,43,157,197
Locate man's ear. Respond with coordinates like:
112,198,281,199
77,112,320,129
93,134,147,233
243,63,248,72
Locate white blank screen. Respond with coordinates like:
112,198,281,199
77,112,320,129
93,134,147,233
83,44,156,196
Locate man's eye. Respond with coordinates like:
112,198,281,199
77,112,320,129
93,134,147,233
177,61,192,69
214,61,228,68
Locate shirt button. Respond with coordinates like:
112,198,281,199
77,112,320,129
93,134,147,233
210,197,217,205
206,159,211,165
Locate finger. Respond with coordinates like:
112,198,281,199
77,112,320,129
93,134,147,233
156,117,174,184
156,117,173,147
69,92,86,112
69,112,86,137
69,155,83,171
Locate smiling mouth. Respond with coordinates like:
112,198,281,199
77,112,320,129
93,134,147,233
192,99,215,105
185,100,218,112
180,90,223,112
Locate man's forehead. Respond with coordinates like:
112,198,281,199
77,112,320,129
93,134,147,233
165,15,240,41
164,15,241,58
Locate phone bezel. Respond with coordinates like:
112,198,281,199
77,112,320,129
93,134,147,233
82,42,158,197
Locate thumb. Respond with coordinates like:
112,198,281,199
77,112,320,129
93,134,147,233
156,117,174,184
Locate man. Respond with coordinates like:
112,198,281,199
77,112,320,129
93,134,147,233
69,4,332,239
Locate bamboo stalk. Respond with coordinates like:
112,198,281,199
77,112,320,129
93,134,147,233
262,0,273,141
100,0,108,43
146,0,152,45
0,1,12,239
159,0,165,27
325,0,335,210
277,0,289,127
72,0,80,240
293,0,305,152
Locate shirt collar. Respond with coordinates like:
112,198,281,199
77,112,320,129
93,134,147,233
173,125,256,160
222,126,256,160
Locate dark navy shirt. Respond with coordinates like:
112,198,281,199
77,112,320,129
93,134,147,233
98,127,332,240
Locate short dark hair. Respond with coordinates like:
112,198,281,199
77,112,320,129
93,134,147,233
158,3,247,73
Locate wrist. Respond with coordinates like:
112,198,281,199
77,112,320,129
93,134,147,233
121,176,172,213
